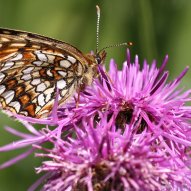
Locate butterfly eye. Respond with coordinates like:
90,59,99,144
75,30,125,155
95,54,103,65
95,55,102,65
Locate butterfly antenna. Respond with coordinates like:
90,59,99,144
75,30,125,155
96,5,100,54
96,5,133,54
98,42,133,53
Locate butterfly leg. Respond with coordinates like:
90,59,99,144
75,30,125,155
73,92,79,108
74,82,87,108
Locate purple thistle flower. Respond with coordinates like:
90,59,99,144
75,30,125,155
32,114,191,190
57,50,191,158
1,49,191,190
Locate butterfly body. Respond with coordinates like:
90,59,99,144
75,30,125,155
0,28,106,118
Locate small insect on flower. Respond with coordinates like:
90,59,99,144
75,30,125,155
0,6,109,119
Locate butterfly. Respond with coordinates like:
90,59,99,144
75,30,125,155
0,26,107,119
0,5,110,119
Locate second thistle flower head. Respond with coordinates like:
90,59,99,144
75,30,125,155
35,113,191,191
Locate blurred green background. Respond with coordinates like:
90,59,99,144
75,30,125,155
0,0,191,190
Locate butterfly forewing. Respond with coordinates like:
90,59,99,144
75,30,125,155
0,28,91,118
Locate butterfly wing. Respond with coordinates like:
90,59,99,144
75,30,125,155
0,28,89,118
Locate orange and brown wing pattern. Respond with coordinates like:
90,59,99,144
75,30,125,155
0,28,88,118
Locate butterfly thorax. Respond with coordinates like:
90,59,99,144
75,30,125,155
81,50,106,87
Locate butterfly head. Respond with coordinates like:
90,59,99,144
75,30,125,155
85,49,106,66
